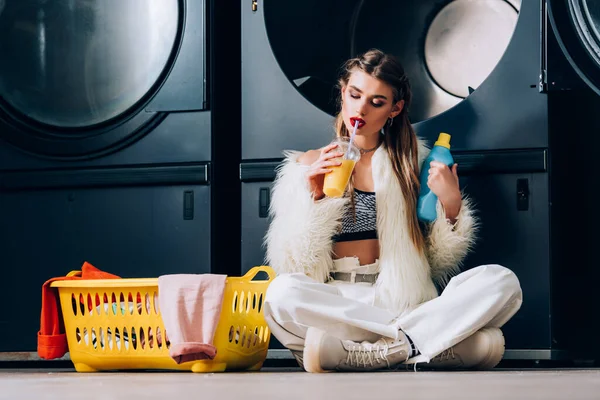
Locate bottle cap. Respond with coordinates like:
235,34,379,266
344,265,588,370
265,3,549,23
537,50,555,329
434,132,451,149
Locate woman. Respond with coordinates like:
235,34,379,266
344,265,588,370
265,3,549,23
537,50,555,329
263,49,523,373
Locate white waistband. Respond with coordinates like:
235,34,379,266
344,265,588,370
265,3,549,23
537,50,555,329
332,257,380,274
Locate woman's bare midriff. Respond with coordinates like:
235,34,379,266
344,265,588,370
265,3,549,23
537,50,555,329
333,239,380,265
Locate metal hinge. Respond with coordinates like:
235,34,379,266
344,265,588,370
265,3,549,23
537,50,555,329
539,69,548,92
539,0,548,93
252,0,257,12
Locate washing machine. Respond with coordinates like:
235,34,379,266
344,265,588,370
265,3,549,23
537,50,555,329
543,0,600,361
0,0,242,354
240,0,600,361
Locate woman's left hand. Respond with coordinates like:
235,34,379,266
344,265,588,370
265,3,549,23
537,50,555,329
427,161,462,223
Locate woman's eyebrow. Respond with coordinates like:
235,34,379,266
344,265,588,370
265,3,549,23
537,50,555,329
349,85,388,100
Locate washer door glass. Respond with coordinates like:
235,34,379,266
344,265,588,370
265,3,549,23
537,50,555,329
571,0,600,65
0,0,179,129
265,0,521,123
548,0,600,94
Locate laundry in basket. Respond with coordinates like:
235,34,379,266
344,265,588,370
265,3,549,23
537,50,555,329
46,265,275,372
157,273,227,364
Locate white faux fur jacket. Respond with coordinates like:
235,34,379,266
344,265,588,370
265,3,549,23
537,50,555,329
263,137,478,316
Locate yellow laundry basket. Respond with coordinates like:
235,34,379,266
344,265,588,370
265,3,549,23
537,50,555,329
51,266,275,373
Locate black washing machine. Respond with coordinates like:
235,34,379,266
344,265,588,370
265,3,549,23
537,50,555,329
240,0,600,361
544,0,600,361
0,0,242,353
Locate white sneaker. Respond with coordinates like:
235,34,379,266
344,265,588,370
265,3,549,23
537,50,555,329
405,328,505,370
303,327,411,373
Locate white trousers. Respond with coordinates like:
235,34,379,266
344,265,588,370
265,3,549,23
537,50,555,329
264,260,523,361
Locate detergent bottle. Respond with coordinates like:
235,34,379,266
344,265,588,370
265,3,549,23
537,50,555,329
417,132,454,223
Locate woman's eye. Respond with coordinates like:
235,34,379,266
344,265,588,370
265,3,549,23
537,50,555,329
372,102,384,108
350,94,360,99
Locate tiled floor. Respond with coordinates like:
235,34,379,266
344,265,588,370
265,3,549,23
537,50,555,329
1,368,598,400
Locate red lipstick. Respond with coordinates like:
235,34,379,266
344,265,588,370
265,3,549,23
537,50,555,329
349,117,366,128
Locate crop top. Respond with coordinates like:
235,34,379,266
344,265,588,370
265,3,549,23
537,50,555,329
332,188,378,242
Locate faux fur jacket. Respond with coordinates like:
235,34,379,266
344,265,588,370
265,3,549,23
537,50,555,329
263,137,478,316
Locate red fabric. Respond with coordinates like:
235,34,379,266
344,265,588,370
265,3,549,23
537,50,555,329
37,262,120,360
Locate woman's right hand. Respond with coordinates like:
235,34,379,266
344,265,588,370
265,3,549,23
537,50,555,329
305,143,344,200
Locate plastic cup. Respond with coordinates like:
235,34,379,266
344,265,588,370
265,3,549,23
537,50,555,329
322,136,361,198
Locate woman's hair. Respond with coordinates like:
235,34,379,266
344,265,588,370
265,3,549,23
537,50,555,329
335,49,425,252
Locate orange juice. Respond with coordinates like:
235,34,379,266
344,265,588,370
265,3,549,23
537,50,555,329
323,159,356,198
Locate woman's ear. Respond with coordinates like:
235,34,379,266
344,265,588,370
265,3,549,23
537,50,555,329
391,99,404,118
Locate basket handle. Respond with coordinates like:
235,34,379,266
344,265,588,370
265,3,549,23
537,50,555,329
244,265,276,282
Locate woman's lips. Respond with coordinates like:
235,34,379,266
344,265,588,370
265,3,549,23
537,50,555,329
349,117,366,128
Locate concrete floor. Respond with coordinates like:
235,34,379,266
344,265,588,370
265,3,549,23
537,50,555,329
1,368,599,400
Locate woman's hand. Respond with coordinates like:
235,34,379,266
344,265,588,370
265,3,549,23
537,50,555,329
305,143,344,200
427,161,462,223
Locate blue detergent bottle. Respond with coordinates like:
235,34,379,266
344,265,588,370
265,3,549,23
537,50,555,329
417,132,454,223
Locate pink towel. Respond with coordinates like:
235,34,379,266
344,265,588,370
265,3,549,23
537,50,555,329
158,274,227,364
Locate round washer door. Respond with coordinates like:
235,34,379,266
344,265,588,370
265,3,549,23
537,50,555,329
548,0,600,95
0,0,182,159
265,0,521,123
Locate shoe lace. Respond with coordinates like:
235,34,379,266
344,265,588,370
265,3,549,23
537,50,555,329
346,341,391,368
434,346,456,362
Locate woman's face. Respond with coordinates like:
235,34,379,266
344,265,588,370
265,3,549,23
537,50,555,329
341,69,404,136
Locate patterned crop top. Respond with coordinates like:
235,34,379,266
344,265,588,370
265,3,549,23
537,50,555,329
332,188,378,242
